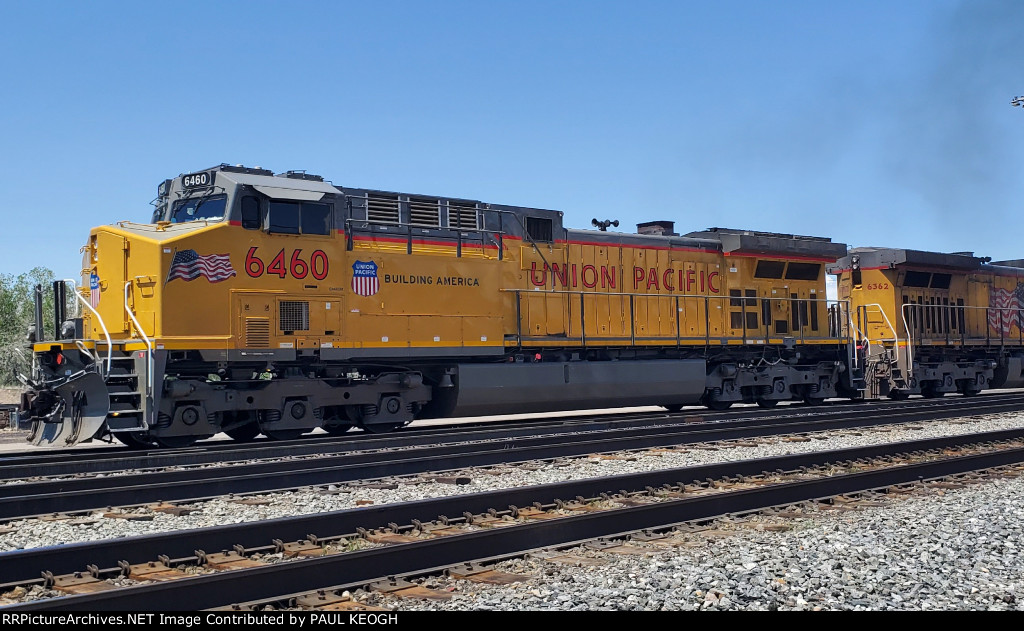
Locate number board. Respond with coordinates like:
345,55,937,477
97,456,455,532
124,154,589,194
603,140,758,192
181,171,214,189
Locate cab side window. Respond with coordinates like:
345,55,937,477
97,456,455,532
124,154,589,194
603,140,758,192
268,202,301,234
241,196,261,230
300,203,331,235
267,201,332,235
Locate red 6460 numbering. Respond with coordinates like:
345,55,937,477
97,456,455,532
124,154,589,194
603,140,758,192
246,248,329,280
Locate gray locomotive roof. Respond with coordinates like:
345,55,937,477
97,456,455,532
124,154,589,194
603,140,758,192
565,227,721,250
685,227,847,260
214,170,343,196
830,247,989,271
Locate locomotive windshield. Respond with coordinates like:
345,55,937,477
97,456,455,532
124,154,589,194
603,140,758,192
170,194,227,223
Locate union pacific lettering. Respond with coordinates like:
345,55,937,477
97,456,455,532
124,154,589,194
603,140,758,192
529,262,720,293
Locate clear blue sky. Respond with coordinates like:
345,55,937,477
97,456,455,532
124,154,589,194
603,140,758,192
2,0,1022,279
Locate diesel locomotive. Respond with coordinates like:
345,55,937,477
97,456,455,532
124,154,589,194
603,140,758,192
20,163,866,448
830,248,1024,400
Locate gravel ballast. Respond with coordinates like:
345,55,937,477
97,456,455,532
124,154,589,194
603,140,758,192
375,475,1024,611
1,412,1022,552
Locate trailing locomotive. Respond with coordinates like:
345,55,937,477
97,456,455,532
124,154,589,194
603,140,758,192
830,248,1024,399
20,164,859,448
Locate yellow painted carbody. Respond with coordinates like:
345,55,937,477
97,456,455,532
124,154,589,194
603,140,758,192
57,220,841,354
837,266,1024,347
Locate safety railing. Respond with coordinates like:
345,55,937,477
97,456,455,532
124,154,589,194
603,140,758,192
63,278,112,377
900,302,1024,371
344,217,507,259
504,289,853,350
124,280,154,394
854,303,900,365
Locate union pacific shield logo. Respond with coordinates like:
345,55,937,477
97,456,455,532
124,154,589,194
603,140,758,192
351,260,379,297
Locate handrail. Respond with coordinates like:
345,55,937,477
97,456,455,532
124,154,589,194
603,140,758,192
848,319,869,364
505,289,853,347
63,278,111,377
899,303,915,373
900,301,1024,373
859,303,900,364
344,217,504,236
845,304,860,371
500,288,842,302
124,280,154,394
345,208,552,265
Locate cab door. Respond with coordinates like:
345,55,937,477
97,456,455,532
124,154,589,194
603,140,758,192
94,231,129,335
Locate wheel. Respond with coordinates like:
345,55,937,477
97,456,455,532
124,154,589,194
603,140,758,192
224,422,260,442
321,412,353,436
756,399,779,409
887,390,909,401
960,389,979,398
323,423,353,436
803,396,826,406
154,435,198,448
114,432,154,448
264,429,305,441
704,400,733,411
922,388,944,399
663,404,684,413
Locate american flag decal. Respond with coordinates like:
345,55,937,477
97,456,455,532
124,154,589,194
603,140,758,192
988,284,1024,335
351,260,379,297
166,250,237,284
88,273,101,309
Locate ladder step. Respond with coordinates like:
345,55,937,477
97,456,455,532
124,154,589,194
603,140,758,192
108,417,145,431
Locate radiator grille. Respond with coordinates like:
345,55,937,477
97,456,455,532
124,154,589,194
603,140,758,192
449,202,479,229
279,301,309,332
245,318,270,347
366,194,400,224
408,197,440,227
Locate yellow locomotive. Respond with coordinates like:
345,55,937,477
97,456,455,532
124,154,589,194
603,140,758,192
830,248,1024,399
21,164,856,448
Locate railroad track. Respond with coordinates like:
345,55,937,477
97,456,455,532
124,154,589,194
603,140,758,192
4,428,1024,611
3,395,1024,520
5,392,1021,477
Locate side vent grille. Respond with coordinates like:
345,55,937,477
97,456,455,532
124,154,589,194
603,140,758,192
409,197,440,227
449,202,479,229
279,301,309,332
245,318,270,347
366,194,400,224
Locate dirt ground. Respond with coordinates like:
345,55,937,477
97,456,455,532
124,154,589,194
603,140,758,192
0,388,20,405
0,387,21,438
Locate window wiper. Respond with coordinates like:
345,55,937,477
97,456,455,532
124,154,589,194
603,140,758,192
176,186,222,222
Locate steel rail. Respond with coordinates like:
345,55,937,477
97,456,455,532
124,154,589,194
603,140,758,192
7,435,1024,610
3,426,1024,592
4,390,1019,474
4,397,1024,520
5,391,1022,479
